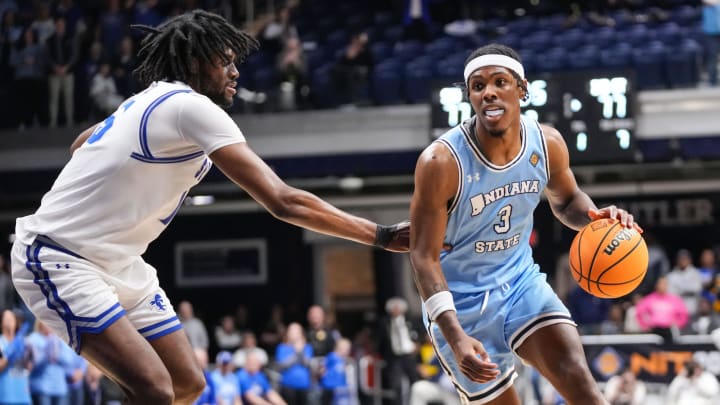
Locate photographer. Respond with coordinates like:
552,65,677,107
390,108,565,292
603,366,646,405
666,360,720,405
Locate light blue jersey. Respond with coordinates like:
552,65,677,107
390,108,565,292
427,115,575,404
436,114,549,293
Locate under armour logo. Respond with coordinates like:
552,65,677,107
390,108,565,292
149,294,167,312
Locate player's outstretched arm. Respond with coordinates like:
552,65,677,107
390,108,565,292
69,123,100,154
209,142,409,252
543,125,638,231
409,143,499,383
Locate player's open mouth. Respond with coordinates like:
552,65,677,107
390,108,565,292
226,83,237,95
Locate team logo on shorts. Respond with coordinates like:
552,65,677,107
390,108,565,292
149,294,167,312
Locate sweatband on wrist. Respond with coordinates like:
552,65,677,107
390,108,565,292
424,291,456,321
374,224,393,248
463,54,525,85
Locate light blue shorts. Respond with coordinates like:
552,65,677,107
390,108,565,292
425,269,575,404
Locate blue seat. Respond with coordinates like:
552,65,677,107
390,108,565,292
632,42,667,89
679,137,720,160
310,64,335,108
664,39,701,88
520,30,553,52
404,65,433,103
670,4,701,26
372,66,403,105
591,26,617,49
567,46,600,70
325,29,349,53
393,40,425,62
383,26,404,43
370,42,392,63
600,43,634,68
552,28,586,50
620,25,650,47
534,47,567,72
638,139,674,162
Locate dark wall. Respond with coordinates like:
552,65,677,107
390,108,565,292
145,212,314,330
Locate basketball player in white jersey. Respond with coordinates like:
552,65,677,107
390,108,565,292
409,44,641,404
10,10,408,404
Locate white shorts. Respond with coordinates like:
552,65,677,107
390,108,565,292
11,234,181,352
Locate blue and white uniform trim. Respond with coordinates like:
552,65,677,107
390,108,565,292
24,236,126,353
130,89,202,164
509,311,575,353
137,316,183,341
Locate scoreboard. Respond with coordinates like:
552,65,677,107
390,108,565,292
430,70,637,164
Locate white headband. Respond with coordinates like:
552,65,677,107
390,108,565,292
463,54,525,84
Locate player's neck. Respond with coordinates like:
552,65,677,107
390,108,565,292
472,121,523,166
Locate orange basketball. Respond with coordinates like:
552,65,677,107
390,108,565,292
568,218,648,298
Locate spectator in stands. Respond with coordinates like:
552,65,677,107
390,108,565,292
377,297,420,405
237,350,287,405
635,276,689,342
0,309,32,405
667,249,703,317
211,351,242,405
0,9,22,80
667,360,720,405
26,321,73,405
566,285,611,335
11,27,48,130
275,322,313,405
131,0,164,33
0,255,16,312
66,351,88,405
261,6,298,53
99,0,127,58
192,348,216,405
233,331,269,370
47,17,77,128
306,305,337,359
30,2,55,44
319,338,353,405
623,293,644,334
215,314,242,352
112,36,137,98
276,36,308,111
686,296,720,335
634,233,670,296
0,0,17,23
89,62,124,116
600,303,625,335
179,300,209,350
409,334,460,405
698,248,718,293
703,0,720,86
260,304,286,354
53,0,84,38
331,31,373,107
77,40,103,121
603,366,646,405
402,0,431,41
83,362,125,404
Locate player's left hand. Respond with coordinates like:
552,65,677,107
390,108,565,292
378,220,410,252
588,206,643,234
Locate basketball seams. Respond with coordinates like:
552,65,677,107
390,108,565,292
594,236,645,297
586,221,621,294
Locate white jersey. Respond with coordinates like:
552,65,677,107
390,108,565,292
16,81,245,268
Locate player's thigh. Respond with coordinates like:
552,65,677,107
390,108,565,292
81,315,172,394
11,237,126,351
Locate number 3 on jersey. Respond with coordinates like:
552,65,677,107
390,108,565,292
494,205,512,233
87,100,136,144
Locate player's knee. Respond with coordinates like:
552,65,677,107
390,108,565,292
174,370,206,402
134,382,175,404
553,355,600,399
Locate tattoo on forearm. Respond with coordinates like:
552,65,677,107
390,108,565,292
431,283,447,293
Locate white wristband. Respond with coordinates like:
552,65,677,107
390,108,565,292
424,291,456,321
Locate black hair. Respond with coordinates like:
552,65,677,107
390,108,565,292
132,9,259,86
464,43,528,100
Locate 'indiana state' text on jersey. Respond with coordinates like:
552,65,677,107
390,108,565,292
15,81,245,268
436,115,549,293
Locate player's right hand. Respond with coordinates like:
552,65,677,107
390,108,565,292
450,334,500,383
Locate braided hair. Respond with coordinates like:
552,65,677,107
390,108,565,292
132,10,259,86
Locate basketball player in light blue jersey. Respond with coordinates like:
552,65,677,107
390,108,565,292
10,10,408,405
409,43,640,405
